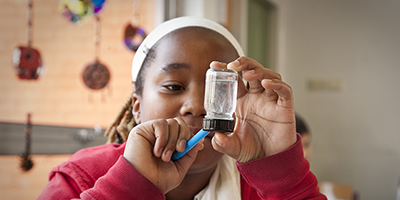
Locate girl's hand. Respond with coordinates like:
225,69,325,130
123,117,204,193
210,57,297,163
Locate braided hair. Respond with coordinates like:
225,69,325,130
104,45,157,143
104,90,136,143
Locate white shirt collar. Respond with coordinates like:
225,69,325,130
193,155,241,200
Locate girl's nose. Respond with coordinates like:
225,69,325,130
180,87,206,117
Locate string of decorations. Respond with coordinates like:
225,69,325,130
20,113,34,171
12,0,44,80
123,0,147,52
82,13,111,91
59,0,105,25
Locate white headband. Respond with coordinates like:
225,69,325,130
131,16,245,82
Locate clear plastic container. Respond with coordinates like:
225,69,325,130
203,68,238,132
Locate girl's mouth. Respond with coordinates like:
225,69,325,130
189,127,215,138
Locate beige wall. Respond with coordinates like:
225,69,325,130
270,0,400,199
0,155,70,199
0,0,157,128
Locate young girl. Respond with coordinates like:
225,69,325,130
39,17,326,200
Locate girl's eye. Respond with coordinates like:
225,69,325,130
163,84,185,91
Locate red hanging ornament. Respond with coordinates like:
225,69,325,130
13,46,43,80
13,0,44,80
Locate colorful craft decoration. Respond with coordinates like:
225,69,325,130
123,0,146,52
124,24,147,52
91,0,105,13
59,0,106,25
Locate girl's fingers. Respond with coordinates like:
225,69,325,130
159,119,180,162
174,117,191,152
211,132,238,158
261,79,294,107
210,61,248,99
228,57,281,80
153,120,169,158
152,118,193,162
211,58,290,105
209,61,227,69
227,57,283,98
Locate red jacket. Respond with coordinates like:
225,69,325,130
38,134,326,200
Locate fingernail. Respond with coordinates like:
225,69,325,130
211,61,226,66
214,137,223,147
218,61,227,65
232,60,240,66
178,140,186,150
158,147,164,156
165,150,173,158
228,60,239,68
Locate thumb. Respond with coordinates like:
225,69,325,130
211,132,240,159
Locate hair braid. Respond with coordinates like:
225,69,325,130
104,90,136,143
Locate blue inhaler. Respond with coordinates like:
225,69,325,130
171,68,238,161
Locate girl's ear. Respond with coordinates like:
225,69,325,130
132,93,141,124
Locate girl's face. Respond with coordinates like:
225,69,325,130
134,27,238,173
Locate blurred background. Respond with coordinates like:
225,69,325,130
0,0,399,199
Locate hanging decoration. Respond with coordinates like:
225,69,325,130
91,0,106,13
59,0,93,25
12,0,44,80
123,0,146,52
59,0,106,25
82,14,110,91
20,113,34,171
82,60,110,90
